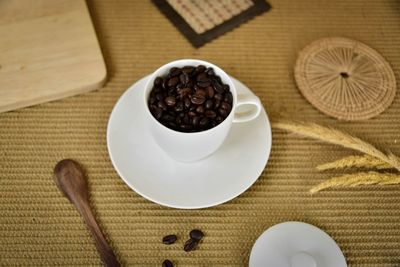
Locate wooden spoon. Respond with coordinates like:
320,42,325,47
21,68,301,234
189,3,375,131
54,159,120,267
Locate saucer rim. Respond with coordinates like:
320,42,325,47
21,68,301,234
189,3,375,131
107,75,272,209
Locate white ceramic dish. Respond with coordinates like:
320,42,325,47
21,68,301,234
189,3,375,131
249,222,347,267
107,75,272,209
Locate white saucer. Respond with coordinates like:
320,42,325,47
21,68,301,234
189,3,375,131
107,75,272,209
249,222,347,267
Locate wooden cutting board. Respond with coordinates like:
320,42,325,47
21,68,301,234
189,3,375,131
0,0,106,113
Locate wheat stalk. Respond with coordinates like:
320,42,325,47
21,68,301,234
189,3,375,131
310,172,400,193
273,122,400,171
317,155,394,171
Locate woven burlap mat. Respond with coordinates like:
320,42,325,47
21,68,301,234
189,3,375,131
1,0,399,266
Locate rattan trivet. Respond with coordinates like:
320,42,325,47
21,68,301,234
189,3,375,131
295,37,396,121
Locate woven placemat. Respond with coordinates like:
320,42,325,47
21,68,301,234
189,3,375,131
152,0,271,47
295,37,397,121
0,0,400,266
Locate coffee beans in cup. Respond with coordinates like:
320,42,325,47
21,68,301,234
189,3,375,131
148,65,233,132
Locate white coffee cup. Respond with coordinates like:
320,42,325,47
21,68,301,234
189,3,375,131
143,59,262,162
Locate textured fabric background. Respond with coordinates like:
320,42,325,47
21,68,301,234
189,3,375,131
1,0,399,266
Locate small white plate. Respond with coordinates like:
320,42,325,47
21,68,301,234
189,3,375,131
107,75,272,209
249,222,347,267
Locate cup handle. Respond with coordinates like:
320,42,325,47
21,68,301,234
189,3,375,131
233,94,262,123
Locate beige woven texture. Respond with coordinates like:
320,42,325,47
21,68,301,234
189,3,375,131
167,0,254,33
295,37,397,121
1,0,399,266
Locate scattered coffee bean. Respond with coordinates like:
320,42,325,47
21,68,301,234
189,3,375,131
184,238,198,252
162,234,178,245
148,65,233,132
162,259,174,267
189,229,204,241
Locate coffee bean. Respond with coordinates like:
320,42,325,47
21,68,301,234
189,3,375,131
195,65,206,74
184,238,198,252
206,67,215,76
215,93,223,101
174,101,184,112
224,92,233,103
162,78,169,89
223,84,230,92
196,72,208,82
154,77,163,87
167,122,177,129
188,111,197,117
190,229,204,241
165,96,177,107
205,110,216,118
162,234,177,245
205,99,213,109
177,87,192,97
216,116,223,123
162,259,174,267
169,67,181,77
221,102,231,111
214,99,221,109
183,114,190,124
192,116,200,127
199,117,209,128
184,97,191,109
206,86,215,98
196,89,207,97
149,96,156,105
167,77,179,87
197,80,211,88
157,101,167,110
152,107,163,120
191,94,206,105
180,124,193,131
156,93,164,101
179,73,189,85
196,105,205,114
218,108,229,118
162,114,175,122
213,82,225,94
182,66,194,74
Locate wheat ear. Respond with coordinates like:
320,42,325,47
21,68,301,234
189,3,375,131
316,155,394,171
310,172,400,193
273,122,400,171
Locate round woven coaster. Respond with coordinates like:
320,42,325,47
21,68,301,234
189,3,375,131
295,37,396,121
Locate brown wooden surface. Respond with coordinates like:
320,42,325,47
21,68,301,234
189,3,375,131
0,0,106,113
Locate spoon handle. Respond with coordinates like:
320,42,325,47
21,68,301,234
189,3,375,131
76,200,120,267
